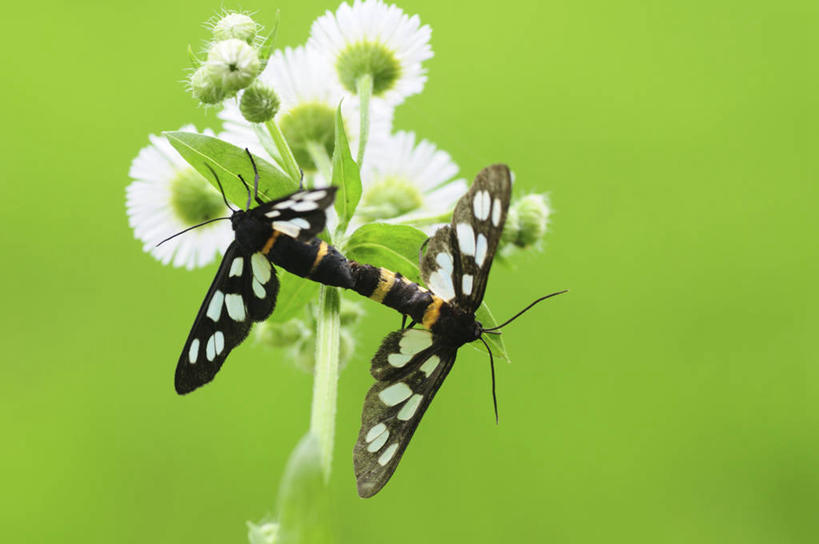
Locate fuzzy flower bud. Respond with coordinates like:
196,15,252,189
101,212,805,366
340,298,365,327
213,13,258,43
513,194,550,248
240,81,280,123
190,65,226,105
207,39,261,93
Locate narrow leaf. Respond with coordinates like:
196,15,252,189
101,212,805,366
165,131,296,207
331,104,361,233
345,223,428,283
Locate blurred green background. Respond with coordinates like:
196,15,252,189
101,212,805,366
2,0,817,542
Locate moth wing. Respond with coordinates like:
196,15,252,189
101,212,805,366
251,187,337,239
354,328,457,498
448,164,512,312
175,244,279,394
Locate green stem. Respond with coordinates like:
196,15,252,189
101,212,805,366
356,73,373,167
266,119,302,186
306,140,333,189
309,285,341,481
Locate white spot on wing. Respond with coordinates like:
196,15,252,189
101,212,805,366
473,190,490,220
251,253,271,283
303,190,327,201
428,270,455,301
214,331,225,355
225,293,246,321
274,199,294,209
435,252,453,274
206,291,224,322
290,218,311,230
188,339,199,364
378,443,399,466
206,335,216,361
265,210,281,218
397,394,423,421
365,423,387,443
229,257,243,277
491,197,502,226
400,329,433,353
420,355,440,377
475,234,488,267
462,274,473,296
252,278,265,298
366,428,390,452
291,201,319,212
456,223,475,256
378,383,412,407
387,353,412,368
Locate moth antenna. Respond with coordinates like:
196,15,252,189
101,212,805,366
482,289,569,332
237,174,252,209
156,217,231,247
479,336,499,424
244,148,260,206
204,163,235,212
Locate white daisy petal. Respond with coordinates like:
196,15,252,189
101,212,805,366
125,126,234,269
308,0,433,106
351,130,466,234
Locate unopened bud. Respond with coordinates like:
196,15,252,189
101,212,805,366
190,65,226,105
213,13,258,44
240,81,280,123
207,38,261,93
514,193,550,247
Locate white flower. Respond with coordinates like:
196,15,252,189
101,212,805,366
219,45,392,179
308,0,432,106
126,125,233,269
353,131,466,233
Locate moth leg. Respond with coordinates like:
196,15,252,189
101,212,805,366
401,314,407,329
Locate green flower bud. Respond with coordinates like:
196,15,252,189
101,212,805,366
293,335,317,374
336,41,402,96
190,65,226,105
500,205,521,247
170,167,228,223
207,38,261,93
240,81,280,123
514,193,550,247
255,318,309,349
213,13,258,44
357,177,424,221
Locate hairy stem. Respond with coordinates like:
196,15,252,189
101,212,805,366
265,119,302,185
309,285,341,480
356,73,373,167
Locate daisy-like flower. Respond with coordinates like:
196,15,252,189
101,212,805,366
219,45,392,179
352,131,466,233
126,125,233,269
308,0,433,106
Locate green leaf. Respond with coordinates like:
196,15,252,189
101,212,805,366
331,104,361,233
274,433,330,544
345,223,428,283
269,272,319,323
165,131,296,206
472,302,511,363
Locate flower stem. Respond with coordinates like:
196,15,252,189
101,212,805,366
309,285,341,481
266,119,302,185
356,73,373,167
306,140,333,188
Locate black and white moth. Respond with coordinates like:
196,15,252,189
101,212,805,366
173,161,351,395
348,164,516,497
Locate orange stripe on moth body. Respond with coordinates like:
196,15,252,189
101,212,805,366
369,268,396,303
421,298,444,329
261,231,282,254
309,241,329,275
